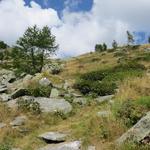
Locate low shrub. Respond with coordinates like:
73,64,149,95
99,124,110,139
134,53,150,62
135,96,150,109
17,98,41,114
114,51,127,57
114,100,146,127
0,144,11,150
75,62,145,96
27,82,51,97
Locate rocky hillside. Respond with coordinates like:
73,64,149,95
0,44,150,150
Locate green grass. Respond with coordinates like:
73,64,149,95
75,61,145,96
135,96,150,109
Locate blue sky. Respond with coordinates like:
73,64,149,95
25,0,93,16
0,0,150,57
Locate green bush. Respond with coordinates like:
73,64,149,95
135,96,150,109
134,53,150,62
91,81,116,96
0,144,11,150
99,124,110,139
114,100,146,127
27,84,51,97
75,62,145,96
75,80,116,96
114,51,127,57
17,98,41,114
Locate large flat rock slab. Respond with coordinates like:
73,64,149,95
39,132,68,143
38,141,81,150
95,95,114,104
7,96,72,114
10,116,27,126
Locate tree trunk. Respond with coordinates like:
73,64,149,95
31,48,37,73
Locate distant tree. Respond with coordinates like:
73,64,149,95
148,36,150,44
0,50,4,61
0,41,8,49
12,25,58,74
103,43,107,51
112,40,118,49
95,43,107,52
127,31,134,45
95,44,103,52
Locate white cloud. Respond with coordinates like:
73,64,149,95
0,0,60,45
0,0,150,57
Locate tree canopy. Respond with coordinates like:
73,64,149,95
12,25,58,74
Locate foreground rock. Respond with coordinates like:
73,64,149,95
97,111,111,118
116,112,150,145
11,88,28,99
0,69,16,85
8,96,72,114
0,85,7,93
38,141,81,150
39,132,68,143
95,95,114,104
39,78,52,87
0,93,11,102
0,123,6,129
50,88,59,98
10,116,27,126
73,97,87,106
88,146,96,150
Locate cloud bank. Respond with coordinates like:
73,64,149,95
0,0,150,57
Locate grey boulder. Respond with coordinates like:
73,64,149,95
8,96,72,114
0,69,16,85
11,88,28,99
10,116,27,126
73,98,87,106
116,111,150,145
39,132,68,143
88,146,96,150
39,78,52,87
97,111,111,118
0,85,7,93
38,141,81,150
0,123,6,129
95,95,114,104
0,93,11,102
50,88,59,98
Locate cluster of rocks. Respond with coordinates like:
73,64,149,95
0,69,86,114
0,115,27,129
37,131,95,150
1,69,149,149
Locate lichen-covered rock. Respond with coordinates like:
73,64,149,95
95,95,114,104
116,112,150,145
10,116,27,126
0,85,7,93
0,93,11,102
0,69,16,85
11,88,28,99
39,132,68,143
0,123,6,129
88,146,96,150
97,111,111,118
8,96,72,114
39,78,52,87
50,88,59,98
38,141,81,150
73,98,87,106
